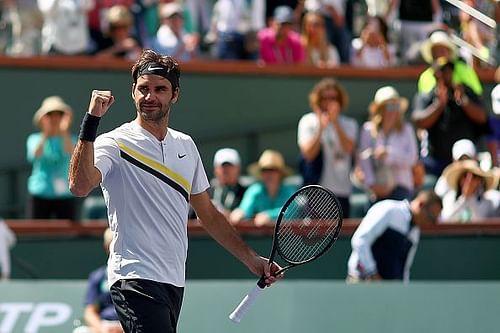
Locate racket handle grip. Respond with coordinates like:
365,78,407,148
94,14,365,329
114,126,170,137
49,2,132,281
228,282,265,323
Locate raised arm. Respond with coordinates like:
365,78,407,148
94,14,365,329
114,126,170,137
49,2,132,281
69,90,114,197
411,87,446,129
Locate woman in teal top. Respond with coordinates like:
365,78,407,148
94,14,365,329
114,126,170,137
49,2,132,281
26,96,77,219
230,150,297,226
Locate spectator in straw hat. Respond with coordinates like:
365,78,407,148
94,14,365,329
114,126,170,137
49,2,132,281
417,30,482,95
439,159,500,222
230,149,297,226
434,139,478,198
26,96,78,220
95,5,142,61
355,85,418,204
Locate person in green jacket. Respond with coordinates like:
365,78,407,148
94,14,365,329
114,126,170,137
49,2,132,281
418,30,482,96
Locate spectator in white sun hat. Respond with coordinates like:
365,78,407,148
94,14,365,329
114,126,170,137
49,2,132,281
434,139,478,198
439,159,500,222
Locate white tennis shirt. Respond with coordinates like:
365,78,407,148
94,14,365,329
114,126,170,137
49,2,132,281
94,121,209,288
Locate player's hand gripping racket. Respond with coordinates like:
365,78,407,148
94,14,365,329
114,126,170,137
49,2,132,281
228,185,343,323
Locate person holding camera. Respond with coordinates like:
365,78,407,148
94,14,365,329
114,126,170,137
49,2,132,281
412,57,488,177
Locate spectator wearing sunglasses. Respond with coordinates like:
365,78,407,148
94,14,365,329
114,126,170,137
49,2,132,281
298,77,357,218
27,96,77,219
354,86,419,204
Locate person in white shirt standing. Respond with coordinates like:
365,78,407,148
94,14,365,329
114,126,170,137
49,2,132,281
298,77,358,218
37,0,94,55
68,49,281,333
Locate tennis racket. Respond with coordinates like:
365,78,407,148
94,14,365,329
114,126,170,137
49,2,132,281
228,184,343,323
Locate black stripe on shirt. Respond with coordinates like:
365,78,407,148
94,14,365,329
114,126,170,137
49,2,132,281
119,150,189,203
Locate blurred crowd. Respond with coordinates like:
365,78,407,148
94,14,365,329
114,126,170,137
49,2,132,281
21,28,500,225
0,0,498,69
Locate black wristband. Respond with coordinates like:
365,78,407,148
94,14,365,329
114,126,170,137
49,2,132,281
79,113,101,142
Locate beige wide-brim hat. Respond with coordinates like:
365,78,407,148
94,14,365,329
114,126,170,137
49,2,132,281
160,2,183,19
248,149,293,179
420,30,457,64
107,5,133,27
33,96,72,127
443,160,498,192
369,86,408,115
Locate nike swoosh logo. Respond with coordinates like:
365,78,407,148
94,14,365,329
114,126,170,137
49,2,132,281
148,65,164,71
178,153,186,159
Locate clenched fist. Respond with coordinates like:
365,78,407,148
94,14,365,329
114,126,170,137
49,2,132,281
88,90,115,117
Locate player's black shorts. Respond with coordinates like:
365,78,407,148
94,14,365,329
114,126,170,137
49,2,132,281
110,279,184,333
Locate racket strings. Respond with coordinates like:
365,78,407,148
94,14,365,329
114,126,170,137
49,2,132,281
280,192,333,248
277,188,341,263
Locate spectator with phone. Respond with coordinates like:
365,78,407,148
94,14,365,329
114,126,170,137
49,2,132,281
351,15,395,68
412,57,488,177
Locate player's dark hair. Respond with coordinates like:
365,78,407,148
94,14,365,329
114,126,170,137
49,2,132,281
131,49,180,88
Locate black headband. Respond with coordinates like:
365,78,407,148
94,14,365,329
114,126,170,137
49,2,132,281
138,62,179,90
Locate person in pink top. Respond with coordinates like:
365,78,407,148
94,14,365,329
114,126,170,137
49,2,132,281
258,5,305,64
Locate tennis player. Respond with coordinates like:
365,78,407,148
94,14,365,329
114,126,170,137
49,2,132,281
69,49,282,333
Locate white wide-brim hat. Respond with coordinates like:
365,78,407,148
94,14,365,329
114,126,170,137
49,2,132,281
420,30,457,64
369,86,408,115
443,160,498,192
33,96,72,127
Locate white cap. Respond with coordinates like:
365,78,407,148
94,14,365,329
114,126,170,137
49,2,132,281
213,148,240,167
452,139,476,161
492,84,500,115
